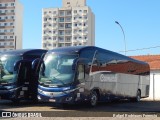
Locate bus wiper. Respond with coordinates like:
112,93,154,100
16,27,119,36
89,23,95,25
51,77,65,85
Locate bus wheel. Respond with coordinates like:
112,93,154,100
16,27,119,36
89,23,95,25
11,99,20,104
90,91,98,107
135,90,141,102
131,90,141,102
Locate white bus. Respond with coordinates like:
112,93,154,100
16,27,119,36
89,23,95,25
36,46,150,106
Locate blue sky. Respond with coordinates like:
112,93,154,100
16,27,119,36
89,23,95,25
20,0,160,56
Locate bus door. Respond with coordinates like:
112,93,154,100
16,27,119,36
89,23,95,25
16,61,32,100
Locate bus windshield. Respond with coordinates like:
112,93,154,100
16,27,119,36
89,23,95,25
39,53,78,87
0,55,22,83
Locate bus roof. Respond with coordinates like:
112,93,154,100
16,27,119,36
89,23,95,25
47,46,148,65
0,49,47,56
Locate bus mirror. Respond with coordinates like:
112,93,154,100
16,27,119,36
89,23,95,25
72,58,79,70
72,63,76,70
32,58,40,69
14,60,24,71
77,64,85,81
41,62,45,72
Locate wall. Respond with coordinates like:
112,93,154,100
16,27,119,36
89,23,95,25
145,70,160,101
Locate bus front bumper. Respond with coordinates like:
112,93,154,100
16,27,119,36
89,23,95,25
38,91,88,104
0,90,15,100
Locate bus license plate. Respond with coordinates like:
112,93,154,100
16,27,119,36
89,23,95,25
49,99,56,102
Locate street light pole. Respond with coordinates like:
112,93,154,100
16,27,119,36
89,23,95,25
115,21,126,55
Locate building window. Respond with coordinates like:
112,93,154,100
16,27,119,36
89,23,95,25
79,16,82,19
79,10,82,12
4,36,7,39
54,18,57,21
11,16,14,19
53,37,56,40
66,17,71,22
10,29,13,32
74,23,77,26
11,10,14,13
65,23,71,28
53,11,56,14
84,16,88,19
59,17,64,22
66,11,71,16
59,31,64,35
5,4,8,7
10,36,13,39
74,10,77,14
5,10,8,13
0,4,2,7
10,23,13,26
44,11,47,14
84,10,87,13
59,11,64,16
67,2,70,4
10,42,13,45
4,23,7,26
5,16,8,19
11,3,14,6
53,44,56,47
43,43,46,47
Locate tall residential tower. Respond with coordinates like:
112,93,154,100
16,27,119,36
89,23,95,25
0,0,23,52
42,0,95,49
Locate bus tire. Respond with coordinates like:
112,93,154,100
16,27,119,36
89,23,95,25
89,91,98,107
11,99,20,104
131,90,141,102
136,90,141,102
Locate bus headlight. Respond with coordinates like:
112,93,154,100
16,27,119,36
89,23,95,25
38,88,44,94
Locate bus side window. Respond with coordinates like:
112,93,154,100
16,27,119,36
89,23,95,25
77,64,85,82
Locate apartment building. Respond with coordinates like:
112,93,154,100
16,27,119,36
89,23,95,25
42,0,95,49
0,0,23,52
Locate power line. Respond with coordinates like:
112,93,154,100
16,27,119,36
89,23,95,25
119,45,160,53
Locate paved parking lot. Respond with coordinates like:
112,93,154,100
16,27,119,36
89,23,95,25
0,99,160,118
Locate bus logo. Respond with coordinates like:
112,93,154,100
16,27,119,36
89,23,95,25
100,74,116,82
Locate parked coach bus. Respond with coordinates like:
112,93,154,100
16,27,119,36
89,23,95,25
36,46,150,106
0,49,47,103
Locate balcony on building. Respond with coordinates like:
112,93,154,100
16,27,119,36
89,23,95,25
59,17,64,22
65,17,72,23
65,23,72,29
59,10,65,17
65,10,72,16
58,30,64,36
65,30,72,36
58,23,64,30
65,36,72,42
65,43,72,46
